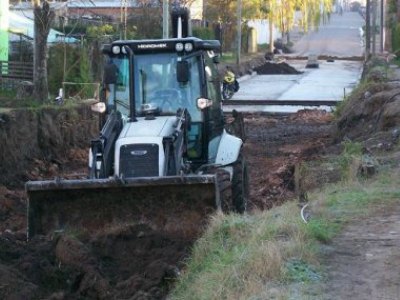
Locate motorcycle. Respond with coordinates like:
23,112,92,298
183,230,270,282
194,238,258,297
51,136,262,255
221,68,239,100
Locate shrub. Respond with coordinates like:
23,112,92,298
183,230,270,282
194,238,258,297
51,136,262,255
192,27,215,40
48,44,92,97
392,23,400,56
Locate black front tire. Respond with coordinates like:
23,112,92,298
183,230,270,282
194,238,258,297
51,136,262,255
215,169,233,212
232,153,249,213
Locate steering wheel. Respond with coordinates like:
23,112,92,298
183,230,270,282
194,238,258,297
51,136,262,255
153,88,182,111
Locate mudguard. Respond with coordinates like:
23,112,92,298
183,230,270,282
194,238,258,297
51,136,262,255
215,129,243,166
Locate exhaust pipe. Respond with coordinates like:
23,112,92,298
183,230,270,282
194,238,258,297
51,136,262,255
171,7,191,38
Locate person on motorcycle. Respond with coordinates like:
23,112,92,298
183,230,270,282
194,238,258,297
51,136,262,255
222,66,239,100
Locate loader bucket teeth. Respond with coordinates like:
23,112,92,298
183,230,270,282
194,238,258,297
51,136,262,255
26,175,218,239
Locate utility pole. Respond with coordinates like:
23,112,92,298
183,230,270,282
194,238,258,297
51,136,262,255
380,0,384,52
365,0,371,58
163,0,169,38
120,0,127,39
203,0,207,27
236,0,242,65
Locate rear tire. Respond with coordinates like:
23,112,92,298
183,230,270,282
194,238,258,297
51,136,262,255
222,85,234,100
232,153,249,213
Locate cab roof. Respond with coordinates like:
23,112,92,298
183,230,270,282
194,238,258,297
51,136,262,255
102,37,221,54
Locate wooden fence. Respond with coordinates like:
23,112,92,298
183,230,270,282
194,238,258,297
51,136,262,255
0,60,33,81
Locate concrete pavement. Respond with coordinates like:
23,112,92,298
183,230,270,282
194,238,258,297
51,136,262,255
223,11,365,114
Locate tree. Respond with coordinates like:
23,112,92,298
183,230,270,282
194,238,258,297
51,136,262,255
32,0,54,102
398,0,400,21
259,0,333,53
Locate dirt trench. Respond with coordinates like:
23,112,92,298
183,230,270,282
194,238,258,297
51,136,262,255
0,108,335,299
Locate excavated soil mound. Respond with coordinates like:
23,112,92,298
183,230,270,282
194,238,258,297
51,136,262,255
254,61,303,75
0,105,98,187
244,110,335,210
335,68,400,157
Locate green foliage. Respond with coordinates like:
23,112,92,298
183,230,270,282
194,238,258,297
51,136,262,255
388,0,397,13
393,56,400,67
192,27,215,40
86,24,116,39
0,88,16,99
0,87,40,108
392,23,400,56
284,259,322,282
342,140,363,156
306,218,340,243
47,44,93,96
220,52,235,63
337,140,363,181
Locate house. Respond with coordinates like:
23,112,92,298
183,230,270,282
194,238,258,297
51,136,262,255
66,0,204,23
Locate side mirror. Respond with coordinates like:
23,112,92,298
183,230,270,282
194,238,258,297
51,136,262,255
212,55,220,64
177,60,189,83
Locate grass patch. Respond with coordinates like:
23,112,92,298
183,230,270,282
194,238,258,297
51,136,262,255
170,166,400,300
0,92,40,109
306,218,340,243
337,140,363,181
284,259,322,283
220,52,236,64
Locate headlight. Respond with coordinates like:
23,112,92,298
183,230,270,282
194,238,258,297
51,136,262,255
91,102,106,113
121,46,127,54
175,43,184,52
112,45,121,54
197,98,213,109
184,43,193,52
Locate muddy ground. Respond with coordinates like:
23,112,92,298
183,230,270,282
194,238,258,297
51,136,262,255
0,108,336,299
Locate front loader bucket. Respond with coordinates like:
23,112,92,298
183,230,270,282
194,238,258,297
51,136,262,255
26,175,219,239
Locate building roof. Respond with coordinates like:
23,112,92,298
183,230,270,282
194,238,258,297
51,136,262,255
67,0,143,8
10,1,67,11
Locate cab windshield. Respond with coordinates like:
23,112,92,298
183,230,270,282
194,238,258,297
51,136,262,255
113,53,203,122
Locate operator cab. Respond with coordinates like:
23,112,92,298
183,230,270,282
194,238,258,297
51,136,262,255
101,37,224,163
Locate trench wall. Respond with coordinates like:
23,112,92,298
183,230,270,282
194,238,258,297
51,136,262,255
0,104,99,186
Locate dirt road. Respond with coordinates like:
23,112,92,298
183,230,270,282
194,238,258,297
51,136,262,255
292,11,364,57
304,202,400,300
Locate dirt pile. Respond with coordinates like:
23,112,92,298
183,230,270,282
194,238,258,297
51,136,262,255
244,110,334,210
0,224,194,299
254,61,303,75
220,55,266,77
0,105,98,186
336,61,400,153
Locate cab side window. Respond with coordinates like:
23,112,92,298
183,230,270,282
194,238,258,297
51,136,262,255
204,52,224,138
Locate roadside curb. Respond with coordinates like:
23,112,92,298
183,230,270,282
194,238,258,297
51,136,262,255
237,71,257,83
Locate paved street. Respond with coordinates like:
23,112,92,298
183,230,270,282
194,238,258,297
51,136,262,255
292,11,364,57
224,11,365,113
